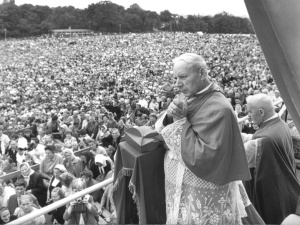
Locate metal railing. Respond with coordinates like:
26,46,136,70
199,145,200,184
7,177,113,225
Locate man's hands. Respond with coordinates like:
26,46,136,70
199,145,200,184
166,98,188,121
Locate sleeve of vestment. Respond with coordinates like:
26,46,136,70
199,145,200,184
181,105,250,185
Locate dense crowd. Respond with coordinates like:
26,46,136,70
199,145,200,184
0,32,297,224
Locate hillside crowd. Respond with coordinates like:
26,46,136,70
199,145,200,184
0,32,298,224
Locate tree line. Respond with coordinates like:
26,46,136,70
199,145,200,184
0,0,254,38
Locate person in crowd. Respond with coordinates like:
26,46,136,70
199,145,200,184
89,140,100,155
124,108,135,124
5,140,18,164
16,148,26,169
0,180,15,208
7,180,40,216
77,130,91,149
85,115,97,137
72,111,81,130
49,187,66,225
31,119,42,138
145,113,157,129
0,126,10,155
15,195,45,225
61,110,73,126
36,129,47,146
58,172,75,197
106,112,118,129
110,128,122,159
62,148,82,177
40,145,63,182
245,93,300,224
63,130,78,147
139,114,149,126
1,158,17,174
46,115,60,140
44,134,56,146
137,95,148,108
80,170,101,203
117,116,132,136
155,53,263,224
149,98,159,112
90,116,102,140
17,132,28,150
134,115,143,126
0,207,17,224
24,151,35,166
28,138,45,164
94,154,112,182
99,115,110,131
18,162,47,207
63,178,99,225
79,151,99,179
47,164,67,202
95,125,110,146
23,129,34,144
99,183,116,223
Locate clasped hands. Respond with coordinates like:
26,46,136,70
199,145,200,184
166,98,188,121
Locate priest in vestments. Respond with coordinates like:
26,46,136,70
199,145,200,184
155,53,264,224
245,94,300,224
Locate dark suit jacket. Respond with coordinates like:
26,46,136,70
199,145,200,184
18,171,47,206
7,194,18,215
51,205,66,224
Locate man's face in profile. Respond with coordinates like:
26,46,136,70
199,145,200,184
173,61,203,98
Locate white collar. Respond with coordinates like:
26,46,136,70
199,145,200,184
264,114,278,123
187,83,213,102
195,83,213,95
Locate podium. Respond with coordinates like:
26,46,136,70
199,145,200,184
112,141,167,224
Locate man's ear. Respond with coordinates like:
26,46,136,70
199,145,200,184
259,109,265,116
199,67,206,80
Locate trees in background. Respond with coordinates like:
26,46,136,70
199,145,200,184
0,0,254,38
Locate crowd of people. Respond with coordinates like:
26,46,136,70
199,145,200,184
0,32,299,224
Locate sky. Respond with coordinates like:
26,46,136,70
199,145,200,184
15,0,249,17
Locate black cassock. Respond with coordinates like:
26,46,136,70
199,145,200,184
245,117,300,224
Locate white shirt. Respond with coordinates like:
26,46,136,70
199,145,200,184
0,186,16,207
149,102,159,111
0,133,10,155
18,137,28,149
16,153,26,169
138,99,148,108
29,144,46,164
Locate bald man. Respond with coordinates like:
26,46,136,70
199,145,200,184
246,94,300,224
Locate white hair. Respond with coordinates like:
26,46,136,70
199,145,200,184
173,53,207,72
247,94,275,113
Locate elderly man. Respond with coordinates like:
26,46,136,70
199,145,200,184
246,94,300,224
155,53,262,224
